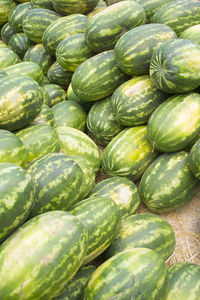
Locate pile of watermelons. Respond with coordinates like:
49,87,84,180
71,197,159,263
0,0,200,298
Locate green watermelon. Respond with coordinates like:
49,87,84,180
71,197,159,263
0,75,43,131
52,0,98,15
31,0,54,9
114,23,177,75
0,46,20,69
56,33,94,72
0,162,35,243
87,0,106,18
166,262,200,300
85,1,146,53
42,83,66,107
0,0,16,26
56,126,101,174
139,152,199,212
0,129,27,167
179,24,200,45
1,22,14,44
47,62,73,89
31,104,55,127
16,123,60,163
26,153,86,217
70,196,121,264
67,83,93,112
0,211,88,299
22,8,61,43
189,138,200,179
86,97,124,145
84,248,168,300
3,61,44,84
150,0,200,36
150,39,200,94
102,126,158,180
136,0,175,20
89,177,141,218
147,93,200,152
42,14,89,55
105,213,175,261
40,86,50,105
23,44,54,75
111,75,168,126
52,100,87,132
8,2,32,33
71,50,128,102
8,33,33,59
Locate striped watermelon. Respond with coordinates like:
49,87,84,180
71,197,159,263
89,177,141,218
84,248,168,300
8,33,33,59
0,46,20,69
52,100,87,132
189,138,200,180
26,153,86,217
22,8,61,43
114,23,177,75
71,50,128,102
0,211,88,299
56,33,94,72
166,262,200,300
56,126,101,174
0,0,16,26
85,1,146,53
102,126,158,180
139,152,199,212
147,93,200,152
42,14,89,55
180,24,200,45
31,0,54,9
42,83,66,107
31,104,55,127
16,123,60,163
0,129,27,167
52,0,98,15
1,22,14,44
150,39,200,94
23,44,54,75
70,196,121,264
47,62,73,89
54,265,96,300
105,213,175,261
8,2,32,33
67,83,93,112
136,0,175,20
3,61,44,84
0,162,35,244
150,0,200,36
87,0,106,19
86,97,124,145
0,75,43,131
111,75,168,126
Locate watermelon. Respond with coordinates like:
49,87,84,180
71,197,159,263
150,39,200,94
71,50,128,102
31,104,55,127
105,213,175,261
102,126,158,180
26,153,86,217
3,61,44,84
0,129,27,167
54,265,96,300
87,0,106,19
67,83,93,112
150,0,200,36
111,75,168,126
189,138,200,180
85,1,146,53
22,8,61,43
89,177,141,218
52,100,87,132
52,0,98,15
179,24,200,45
139,152,199,212
1,22,14,43
8,2,32,33
42,14,89,55
70,196,121,264
86,97,124,145
16,123,60,163
166,262,200,300
42,83,66,107
8,33,33,59
0,0,16,26
0,75,43,131
31,0,54,10
147,93,200,152
47,62,73,89
84,248,168,300
0,211,88,299
56,126,101,174
56,33,94,72
0,46,20,69
114,23,177,76
40,86,50,105
0,162,35,244
23,44,54,75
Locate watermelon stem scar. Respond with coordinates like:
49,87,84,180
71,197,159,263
78,89,87,95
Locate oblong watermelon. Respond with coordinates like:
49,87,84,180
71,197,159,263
42,83,66,107
0,46,20,69
179,24,200,45
0,22,14,44
8,2,32,33
52,0,98,15
136,0,175,21
31,104,55,127
31,0,54,9
189,138,200,180
0,211,88,299
47,62,73,89
8,33,33,59
0,0,16,26
139,151,199,212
